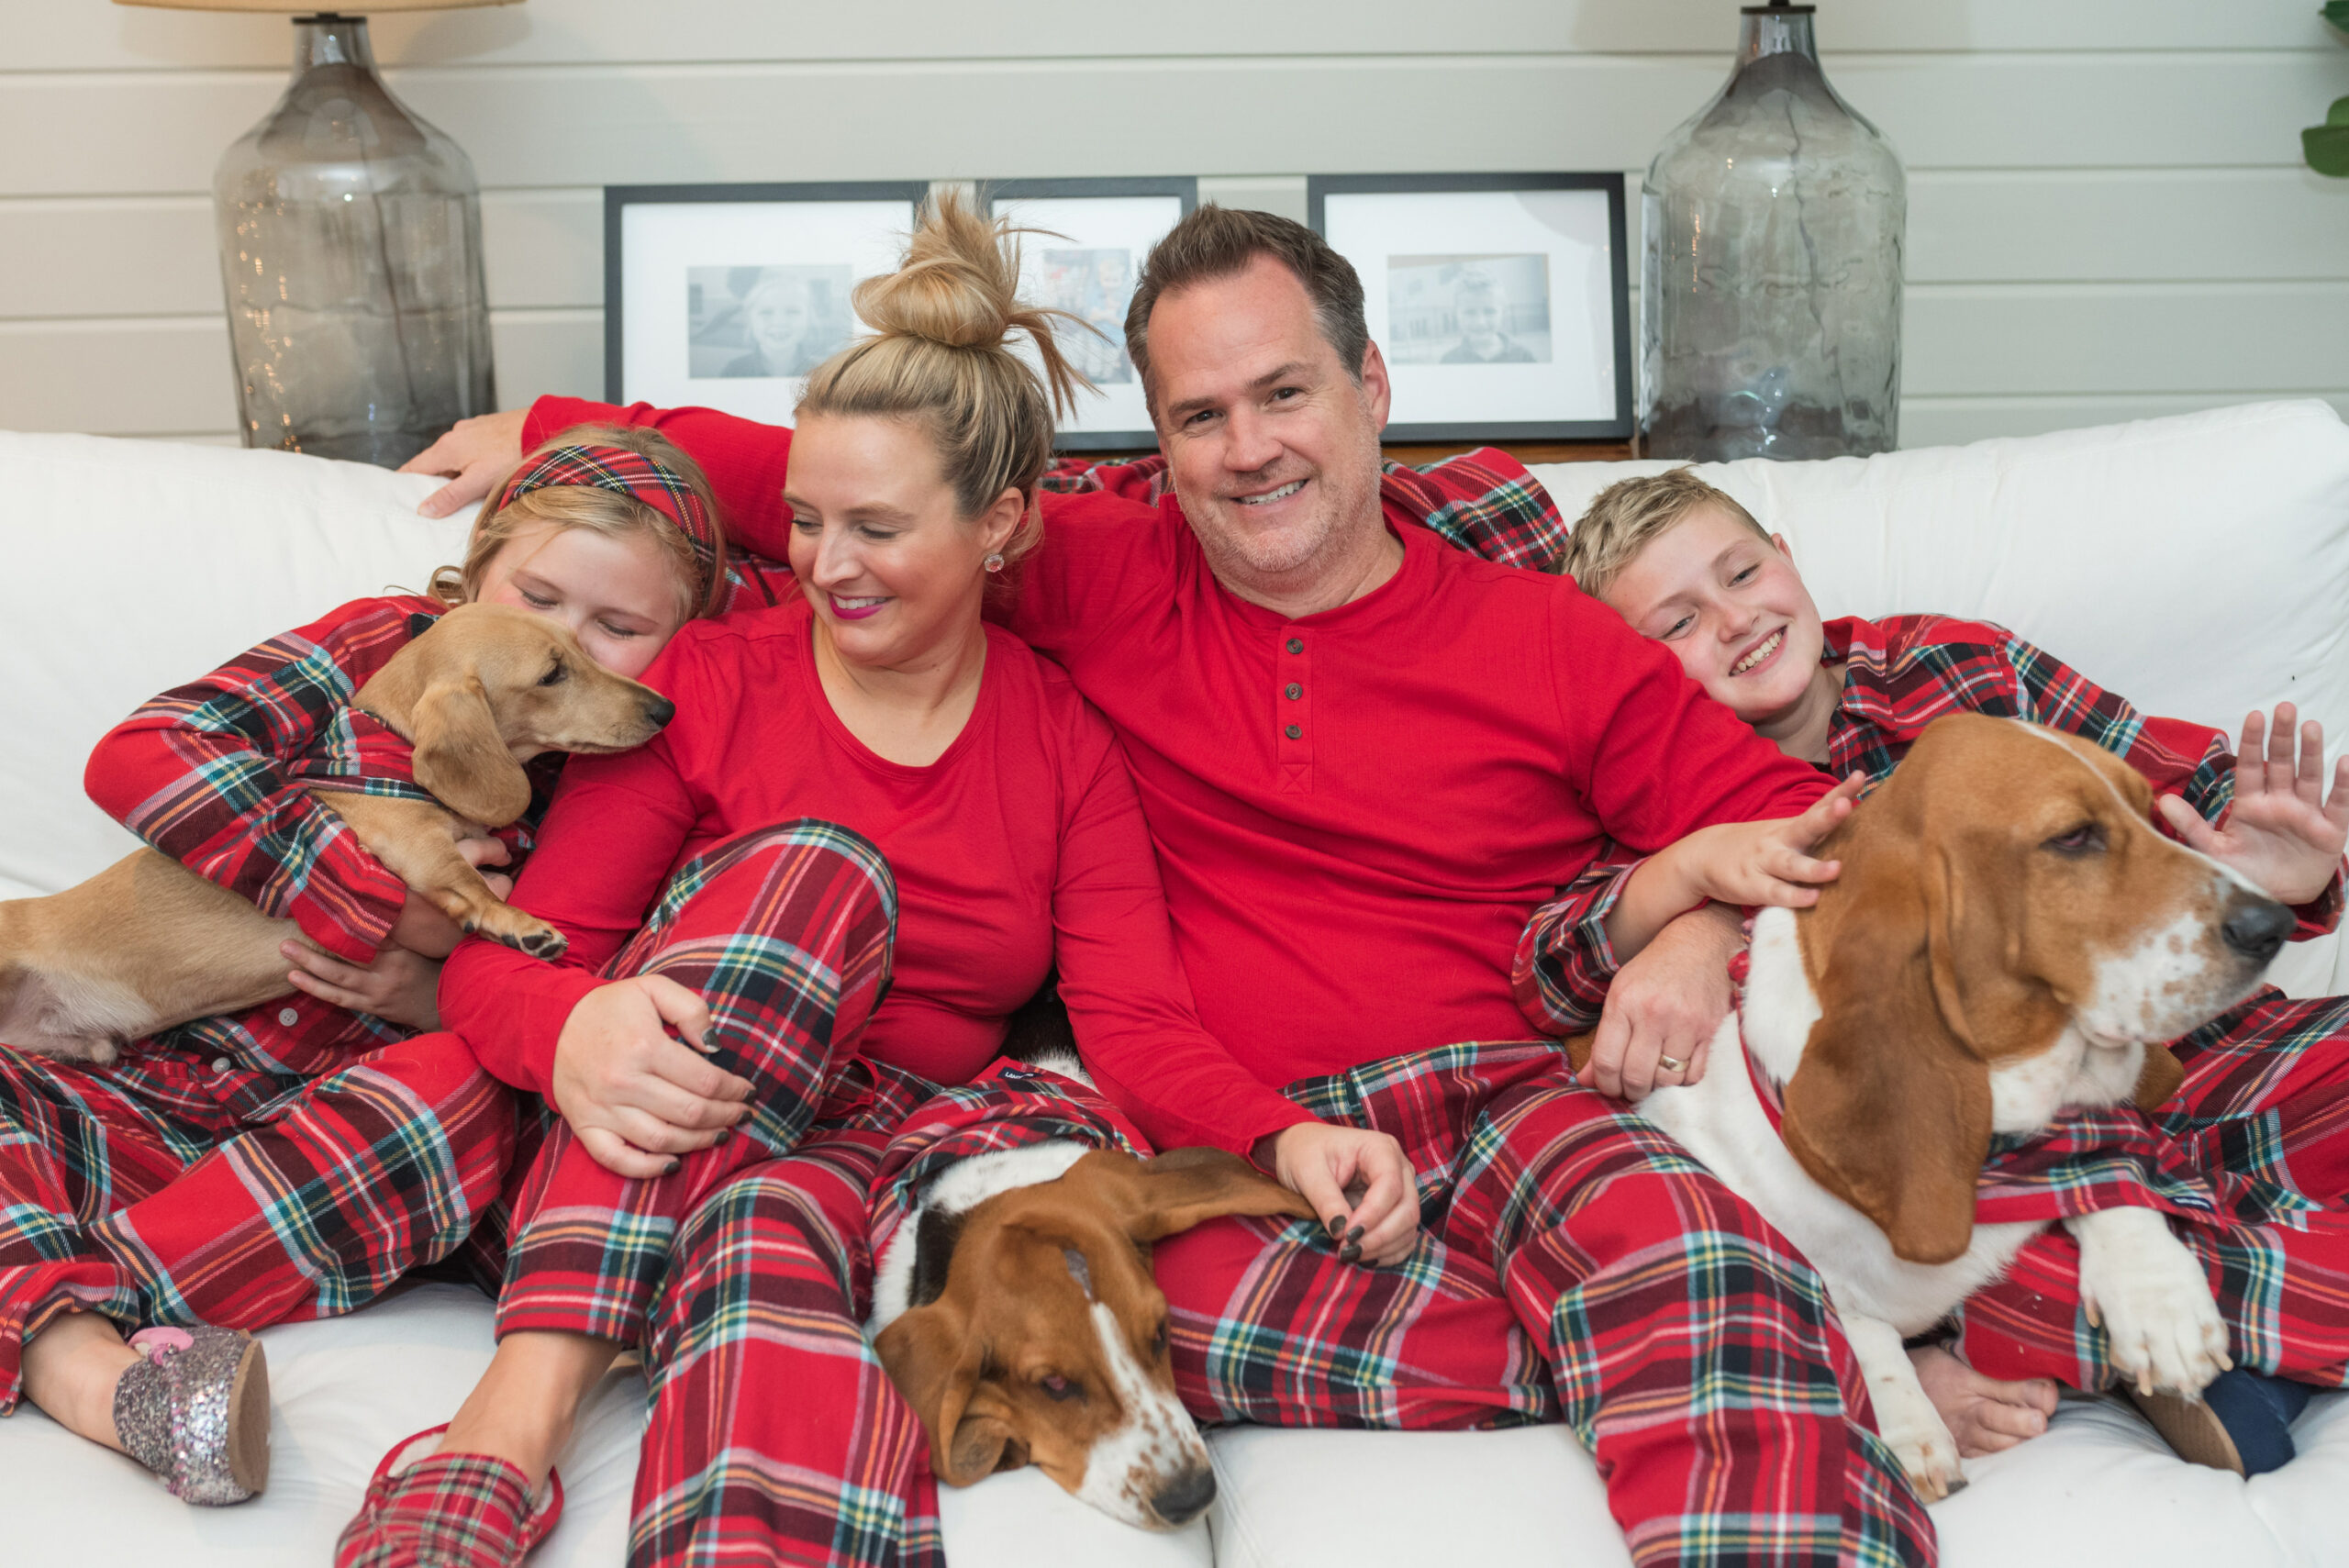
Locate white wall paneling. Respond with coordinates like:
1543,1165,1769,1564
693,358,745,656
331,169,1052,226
4,0,2343,445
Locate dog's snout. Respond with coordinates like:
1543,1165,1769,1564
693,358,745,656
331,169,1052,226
1150,1465,1216,1527
643,693,677,729
2221,895,2294,965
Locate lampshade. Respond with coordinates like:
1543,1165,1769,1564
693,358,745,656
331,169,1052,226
116,1,518,11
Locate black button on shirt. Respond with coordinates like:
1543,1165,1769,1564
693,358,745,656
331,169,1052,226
1285,724,1302,740
1286,683,1302,700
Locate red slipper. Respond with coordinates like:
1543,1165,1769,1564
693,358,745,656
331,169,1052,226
335,1423,564,1568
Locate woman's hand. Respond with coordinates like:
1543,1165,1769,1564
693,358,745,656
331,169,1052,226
549,975,755,1178
1660,773,1861,911
2158,703,2349,906
399,408,529,519
1261,1121,1419,1266
282,939,445,1030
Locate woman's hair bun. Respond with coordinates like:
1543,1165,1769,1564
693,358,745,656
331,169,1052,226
850,193,1021,351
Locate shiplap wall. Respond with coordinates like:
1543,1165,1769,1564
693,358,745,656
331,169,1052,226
6,0,2346,449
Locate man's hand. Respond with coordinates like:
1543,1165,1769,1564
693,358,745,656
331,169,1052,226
550,975,755,1178
2158,703,2349,906
401,408,530,518
1582,903,1742,1101
282,939,444,1030
1257,1121,1419,1266
384,838,514,959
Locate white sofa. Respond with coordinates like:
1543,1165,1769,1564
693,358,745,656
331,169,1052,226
3,398,2347,1566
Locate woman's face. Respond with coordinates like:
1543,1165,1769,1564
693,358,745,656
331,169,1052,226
747,281,812,364
784,413,1021,672
475,519,686,678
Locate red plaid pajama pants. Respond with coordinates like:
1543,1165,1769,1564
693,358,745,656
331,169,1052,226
0,1029,517,1408
1958,988,2349,1392
495,821,898,1350
874,1050,1938,1568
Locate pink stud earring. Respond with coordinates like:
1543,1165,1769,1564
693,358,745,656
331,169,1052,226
984,552,1006,573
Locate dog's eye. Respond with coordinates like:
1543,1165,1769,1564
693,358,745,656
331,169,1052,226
1152,1319,1170,1356
2043,823,2105,855
1039,1373,1080,1402
537,661,567,687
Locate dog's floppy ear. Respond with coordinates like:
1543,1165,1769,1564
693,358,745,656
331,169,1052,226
1781,840,1994,1267
2132,1042,2187,1112
873,1300,1028,1486
409,678,533,827
1085,1147,1317,1244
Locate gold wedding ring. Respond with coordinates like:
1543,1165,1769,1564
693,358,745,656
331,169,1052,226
1657,1054,1687,1073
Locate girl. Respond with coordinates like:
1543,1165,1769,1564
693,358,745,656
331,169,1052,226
0,426,725,1507
337,195,1403,1568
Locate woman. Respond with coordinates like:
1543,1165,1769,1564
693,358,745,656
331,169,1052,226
339,195,1405,1568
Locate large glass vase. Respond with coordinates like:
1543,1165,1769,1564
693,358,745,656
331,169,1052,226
1640,3,1905,462
215,15,495,467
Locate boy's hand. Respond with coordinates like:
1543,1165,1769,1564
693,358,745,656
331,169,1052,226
2157,704,2349,907
1664,773,1861,911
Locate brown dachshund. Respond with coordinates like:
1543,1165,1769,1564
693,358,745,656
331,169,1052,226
0,604,674,1063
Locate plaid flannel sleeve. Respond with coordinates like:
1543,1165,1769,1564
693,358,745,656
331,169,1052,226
81,599,417,962
2004,631,2342,938
1512,842,1647,1036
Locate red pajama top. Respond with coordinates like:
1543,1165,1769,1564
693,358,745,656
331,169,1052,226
436,595,1280,1138
523,398,1831,1152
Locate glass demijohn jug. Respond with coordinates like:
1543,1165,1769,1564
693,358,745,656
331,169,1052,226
1640,2,1905,462
215,14,495,467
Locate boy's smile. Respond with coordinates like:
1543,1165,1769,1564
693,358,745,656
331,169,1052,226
1597,503,1843,758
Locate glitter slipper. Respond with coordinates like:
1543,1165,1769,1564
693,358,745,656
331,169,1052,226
112,1324,270,1505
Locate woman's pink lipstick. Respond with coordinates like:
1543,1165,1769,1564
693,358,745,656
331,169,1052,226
828,593,888,621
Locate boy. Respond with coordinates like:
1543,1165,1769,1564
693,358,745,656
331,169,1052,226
1520,467,2349,1476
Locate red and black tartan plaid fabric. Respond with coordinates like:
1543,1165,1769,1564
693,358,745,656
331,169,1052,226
875,1050,1936,1568
1040,448,1571,573
0,1029,517,1410
499,440,725,614
629,1061,941,1568
1516,613,2343,1040
495,820,898,1347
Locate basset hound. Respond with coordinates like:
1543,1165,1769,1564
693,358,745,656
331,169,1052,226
869,1134,1314,1529
1586,712,2295,1498
0,602,674,1062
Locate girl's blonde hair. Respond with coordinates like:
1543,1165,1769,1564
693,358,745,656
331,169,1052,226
796,190,1089,566
430,424,728,620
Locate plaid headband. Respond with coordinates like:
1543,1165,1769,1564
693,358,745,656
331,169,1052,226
497,443,718,600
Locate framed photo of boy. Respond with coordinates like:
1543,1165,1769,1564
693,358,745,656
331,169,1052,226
987,178,1197,450
603,182,930,422
1308,172,1632,443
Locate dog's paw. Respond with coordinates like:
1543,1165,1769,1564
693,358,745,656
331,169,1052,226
1870,1364,1967,1501
515,925,568,962
2072,1207,2231,1397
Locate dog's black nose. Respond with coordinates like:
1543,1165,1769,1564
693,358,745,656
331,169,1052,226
645,694,677,728
1151,1465,1216,1527
2222,895,2294,965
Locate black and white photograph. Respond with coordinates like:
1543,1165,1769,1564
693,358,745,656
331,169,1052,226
1310,173,1631,441
990,178,1196,448
605,183,929,421
686,264,856,380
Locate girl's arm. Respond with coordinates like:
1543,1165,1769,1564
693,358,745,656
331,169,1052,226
83,596,425,962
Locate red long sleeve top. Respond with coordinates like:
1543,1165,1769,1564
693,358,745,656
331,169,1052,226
522,398,1830,1152
435,595,1307,1149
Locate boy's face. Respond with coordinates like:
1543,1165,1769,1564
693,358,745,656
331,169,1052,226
1598,503,1826,726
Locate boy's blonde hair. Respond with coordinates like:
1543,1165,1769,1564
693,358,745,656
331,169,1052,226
430,424,728,621
796,190,1088,569
1561,468,1771,599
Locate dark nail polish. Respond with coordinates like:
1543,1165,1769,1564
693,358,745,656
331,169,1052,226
1339,1243,1362,1263
663,1159,681,1175
1346,1224,1365,1244
1326,1216,1347,1238
714,1127,730,1144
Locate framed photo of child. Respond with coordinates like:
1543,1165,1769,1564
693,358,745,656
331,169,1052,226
1308,172,1632,443
986,178,1197,450
603,182,930,423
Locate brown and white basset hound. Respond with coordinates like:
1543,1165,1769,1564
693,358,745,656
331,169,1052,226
1591,712,2294,1498
868,1137,1314,1529
0,602,674,1062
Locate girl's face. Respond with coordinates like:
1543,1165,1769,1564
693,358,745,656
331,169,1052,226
475,519,687,678
784,413,1020,672
748,284,812,362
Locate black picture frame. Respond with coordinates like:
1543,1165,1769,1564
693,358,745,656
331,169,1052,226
1307,172,1634,444
985,177,1198,451
602,181,931,407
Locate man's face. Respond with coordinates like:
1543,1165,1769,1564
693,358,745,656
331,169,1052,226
1146,257,1392,590
1599,504,1827,727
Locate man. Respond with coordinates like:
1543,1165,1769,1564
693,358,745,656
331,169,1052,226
407,206,1933,1566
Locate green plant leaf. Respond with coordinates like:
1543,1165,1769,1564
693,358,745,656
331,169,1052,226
2332,94,2349,128
2309,115,2349,177
2326,0,2349,40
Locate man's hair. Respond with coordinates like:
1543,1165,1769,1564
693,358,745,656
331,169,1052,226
1562,468,1771,598
1123,205,1368,406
